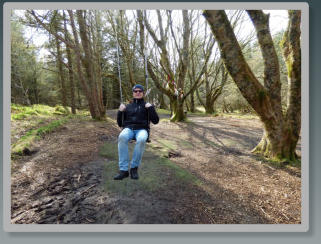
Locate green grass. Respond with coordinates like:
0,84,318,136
12,132,40,156
11,104,93,157
11,115,72,155
159,118,171,122
100,141,201,196
253,154,301,170
219,112,259,120
156,108,171,115
178,140,194,149
158,156,201,185
99,141,118,160
11,104,70,121
156,139,177,151
36,116,71,137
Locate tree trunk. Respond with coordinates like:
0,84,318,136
190,78,196,113
205,95,215,114
92,10,106,118
252,126,298,161
68,10,98,118
76,10,105,119
31,10,106,119
33,74,39,104
55,36,68,110
63,11,76,114
77,83,82,108
159,92,168,109
139,10,190,122
281,10,301,159
170,98,185,122
204,10,301,162
54,12,68,110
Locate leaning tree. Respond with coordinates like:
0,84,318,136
203,10,301,162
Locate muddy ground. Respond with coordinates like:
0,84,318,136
10,111,301,224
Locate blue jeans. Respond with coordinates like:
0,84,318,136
118,128,148,171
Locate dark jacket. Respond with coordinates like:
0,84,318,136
117,98,159,131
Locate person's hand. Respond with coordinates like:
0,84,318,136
119,104,126,111
145,103,152,108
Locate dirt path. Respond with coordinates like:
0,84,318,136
11,111,301,224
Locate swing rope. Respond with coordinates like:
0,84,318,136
116,13,151,143
114,13,125,128
144,48,151,143
115,23,123,104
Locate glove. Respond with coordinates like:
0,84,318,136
145,103,152,108
119,104,126,111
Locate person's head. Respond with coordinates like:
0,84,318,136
132,84,144,99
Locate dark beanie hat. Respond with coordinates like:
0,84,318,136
132,84,144,91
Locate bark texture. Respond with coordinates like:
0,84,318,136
203,10,301,161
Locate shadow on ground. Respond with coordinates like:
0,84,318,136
97,139,271,224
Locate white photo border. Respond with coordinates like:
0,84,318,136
3,2,309,232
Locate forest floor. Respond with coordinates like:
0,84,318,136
10,109,301,224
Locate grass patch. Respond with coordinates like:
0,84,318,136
159,118,171,123
254,154,301,170
206,140,223,149
219,112,259,120
36,116,70,137
156,109,171,115
101,141,201,196
178,140,194,149
156,139,177,151
186,111,205,116
158,157,201,185
11,115,72,155
102,159,163,194
101,144,163,194
99,141,118,160
11,103,71,121
11,132,40,156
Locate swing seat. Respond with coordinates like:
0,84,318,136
130,138,151,143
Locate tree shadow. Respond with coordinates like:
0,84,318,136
174,120,262,158
99,145,272,224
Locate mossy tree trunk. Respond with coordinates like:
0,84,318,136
203,10,301,162
170,98,186,121
137,10,194,122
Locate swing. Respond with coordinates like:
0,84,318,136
116,29,151,143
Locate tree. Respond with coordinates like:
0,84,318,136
29,10,106,119
63,11,76,114
196,11,249,114
203,10,301,162
11,15,40,105
138,10,211,121
188,12,215,113
108,10,139,87
196,59,228,114
52,11,68,110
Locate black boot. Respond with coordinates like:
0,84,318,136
113,170,129,180
130,167,139,180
